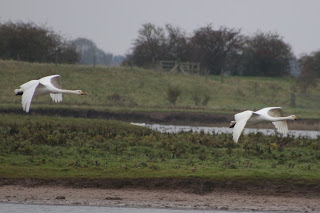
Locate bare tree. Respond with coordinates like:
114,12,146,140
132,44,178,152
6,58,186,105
165,24,189,61
189,24,244,75
311,50,320,77
241,31,293,76
129,23,166,67
296,54,317,94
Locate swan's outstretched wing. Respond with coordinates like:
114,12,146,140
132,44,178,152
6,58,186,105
272,120,289,136
20,80,40,113
45,75,63,103
50,75,62,89
266,107,284,117
234,110,253,122
233,111,253,143
19,80,38,90
267,107,289,135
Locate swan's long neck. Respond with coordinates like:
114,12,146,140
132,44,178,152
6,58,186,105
54,89,79,94
271,116,293,122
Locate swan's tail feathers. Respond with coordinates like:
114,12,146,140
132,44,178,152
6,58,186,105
14,89,23,96
229,121,236,128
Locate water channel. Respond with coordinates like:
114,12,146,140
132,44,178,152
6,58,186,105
130,123,320,139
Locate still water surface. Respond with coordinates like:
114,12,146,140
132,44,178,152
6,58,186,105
0,203,270,213
131,123,320,139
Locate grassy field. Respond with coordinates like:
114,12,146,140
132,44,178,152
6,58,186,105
1,60,320,118
0,114,320,185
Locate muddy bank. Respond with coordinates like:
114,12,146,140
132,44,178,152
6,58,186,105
1,178,320,196
2,108,320,130
1,108,231,125
1,178,320,212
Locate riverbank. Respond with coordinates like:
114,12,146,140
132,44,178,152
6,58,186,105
2,108,320,130
1,179,320,212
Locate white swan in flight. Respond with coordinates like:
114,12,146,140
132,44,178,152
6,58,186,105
14,74,85,113
230,107,296,143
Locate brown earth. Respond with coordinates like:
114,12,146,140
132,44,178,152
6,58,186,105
1,178,320,212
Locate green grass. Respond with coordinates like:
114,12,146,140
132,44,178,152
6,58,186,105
1,114,320,185
2,59,320,118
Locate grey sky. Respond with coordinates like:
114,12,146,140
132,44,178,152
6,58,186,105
1,0,319,56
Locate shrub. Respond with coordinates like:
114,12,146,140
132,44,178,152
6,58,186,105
201,94,210,106
192,92,201,106
166,85,182,105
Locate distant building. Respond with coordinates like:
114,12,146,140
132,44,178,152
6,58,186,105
289,59,301,77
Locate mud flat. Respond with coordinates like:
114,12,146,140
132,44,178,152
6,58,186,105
1,178,320,212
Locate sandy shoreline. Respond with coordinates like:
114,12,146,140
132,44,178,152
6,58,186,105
1,185,320,212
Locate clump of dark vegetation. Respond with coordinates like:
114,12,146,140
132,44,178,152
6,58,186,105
106,93,137,107
166,85,182,105
192,92,210,107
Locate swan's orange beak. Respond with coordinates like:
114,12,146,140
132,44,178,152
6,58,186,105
294,116,297,120
81,91,86,95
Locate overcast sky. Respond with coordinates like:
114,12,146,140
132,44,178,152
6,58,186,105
1,0,319,56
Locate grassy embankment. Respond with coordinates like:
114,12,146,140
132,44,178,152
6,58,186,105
0,114,320,185
1,59,320,118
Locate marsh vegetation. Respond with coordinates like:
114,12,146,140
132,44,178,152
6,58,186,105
0,114,319,185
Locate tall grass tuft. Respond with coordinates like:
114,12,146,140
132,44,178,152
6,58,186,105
166,85,182,105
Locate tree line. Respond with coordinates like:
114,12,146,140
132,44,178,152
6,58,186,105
0,21,79,63
125,23,320,77
0,21,124,66
1,20,320,78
